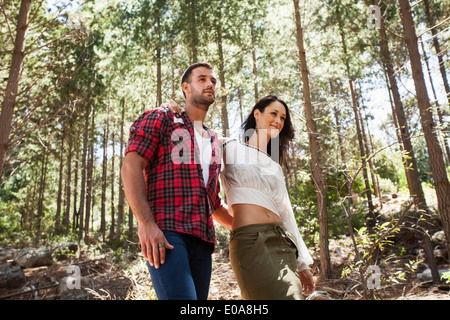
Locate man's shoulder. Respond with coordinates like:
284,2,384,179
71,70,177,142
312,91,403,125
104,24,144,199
133,107,177,129
142,106,173,120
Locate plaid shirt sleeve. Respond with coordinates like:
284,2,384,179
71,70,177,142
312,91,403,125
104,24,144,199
124,109,165,162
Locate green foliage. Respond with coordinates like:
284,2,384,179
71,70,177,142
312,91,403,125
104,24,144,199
290,176,367,247
0,203,23,244
413,137,434,184
375,151,403,187
340,216,421,294
441,270,450,284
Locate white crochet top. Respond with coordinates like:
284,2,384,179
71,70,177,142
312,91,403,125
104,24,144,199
221,139,313,271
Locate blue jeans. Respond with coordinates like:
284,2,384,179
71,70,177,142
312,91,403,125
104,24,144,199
146,230,212,300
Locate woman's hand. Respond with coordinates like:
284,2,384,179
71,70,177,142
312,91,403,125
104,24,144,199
161,99,183,116
298,269,315,295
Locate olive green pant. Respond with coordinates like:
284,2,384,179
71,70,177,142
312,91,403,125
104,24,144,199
229,223,303,300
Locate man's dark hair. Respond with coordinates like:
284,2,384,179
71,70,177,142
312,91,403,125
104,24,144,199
181,62,213,97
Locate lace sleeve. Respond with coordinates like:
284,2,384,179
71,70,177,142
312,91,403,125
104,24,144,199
280,189,314,271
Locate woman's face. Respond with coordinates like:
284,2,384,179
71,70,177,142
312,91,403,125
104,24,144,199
254,101,286,139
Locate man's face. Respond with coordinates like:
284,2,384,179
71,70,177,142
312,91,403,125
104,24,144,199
183,67,217,107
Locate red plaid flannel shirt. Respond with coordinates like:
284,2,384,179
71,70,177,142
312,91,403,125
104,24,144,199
124,107,222,249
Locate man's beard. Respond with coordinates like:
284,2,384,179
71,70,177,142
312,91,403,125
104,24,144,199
192,93,215,111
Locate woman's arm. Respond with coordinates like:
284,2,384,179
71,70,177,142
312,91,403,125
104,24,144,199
212,204,233,230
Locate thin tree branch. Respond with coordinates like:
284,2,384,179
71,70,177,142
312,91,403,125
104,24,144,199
26,0,45,26
9,105,67,147
24,34,72,56
417,16,450,38
0,3,15,43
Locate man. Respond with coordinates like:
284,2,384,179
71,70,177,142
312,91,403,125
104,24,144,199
121,62,232,300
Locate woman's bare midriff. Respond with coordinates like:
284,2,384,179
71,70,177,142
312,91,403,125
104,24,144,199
231,203,282,231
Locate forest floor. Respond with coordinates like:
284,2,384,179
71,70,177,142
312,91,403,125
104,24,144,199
1,240,449,301
1,194,449,300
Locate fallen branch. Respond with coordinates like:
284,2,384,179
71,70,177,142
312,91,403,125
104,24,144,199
0,282,58,300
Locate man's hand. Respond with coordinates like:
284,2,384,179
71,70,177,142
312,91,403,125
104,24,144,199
299,269,315,295
138,220,174,269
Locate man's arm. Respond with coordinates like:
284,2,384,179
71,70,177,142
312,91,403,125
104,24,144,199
212,204,233,230
121,152,173,269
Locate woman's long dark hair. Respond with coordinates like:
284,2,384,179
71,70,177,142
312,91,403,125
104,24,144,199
240,95,295,168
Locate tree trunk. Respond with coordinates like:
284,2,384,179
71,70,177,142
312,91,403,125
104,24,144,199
420,37,450,165
399,0,450,258
349,78,376,226
28,167,39,232
64,120,73,234
73,145,80,233
0,0,32,179
55,125,65,235
72,143,80,233
361,101,382,204
35,154,49,245
336,14,376,224
101,118,109,241
23,166,37,231
216,14,229,137
84,107,95,240
78,102,90,240
422,0,450,107
250,22,259,102
116,98,126,239
110,121,116,239
293,0,331,278
376,0,429,214
358,103,381,201
330,79,353,206
189,0,198,63
77,50,94,240
156,13,162,107
422,0,450,164
156,46,162,107
170,44,177,100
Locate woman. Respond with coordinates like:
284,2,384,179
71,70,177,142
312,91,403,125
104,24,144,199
165,95,315,299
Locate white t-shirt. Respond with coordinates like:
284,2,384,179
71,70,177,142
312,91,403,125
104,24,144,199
194,128,212,187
